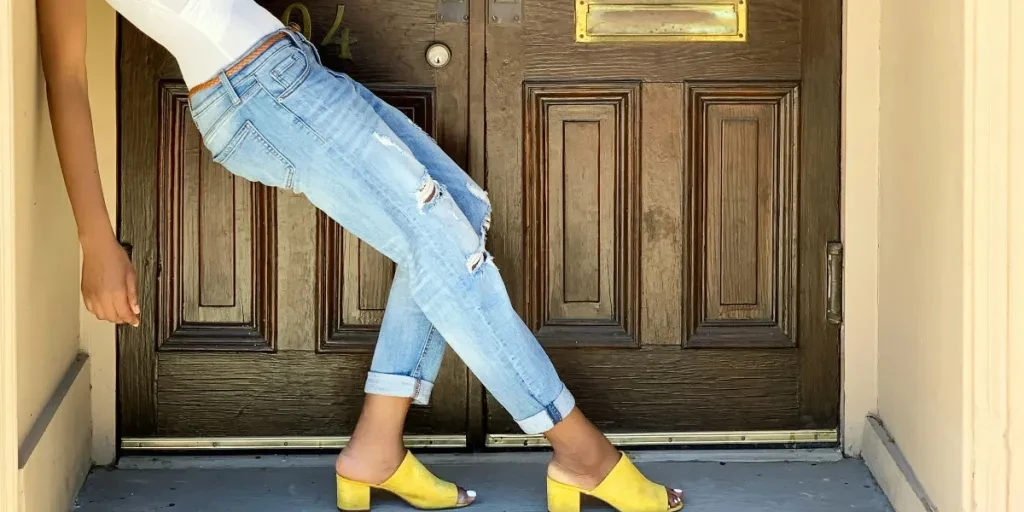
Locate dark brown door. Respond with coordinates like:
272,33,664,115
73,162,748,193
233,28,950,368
119,0,840,444
118,0,473,439
481,0,840,437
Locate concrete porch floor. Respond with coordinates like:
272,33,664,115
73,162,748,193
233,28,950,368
75,451,893,512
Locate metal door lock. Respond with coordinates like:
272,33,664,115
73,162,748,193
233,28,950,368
426,43,452,68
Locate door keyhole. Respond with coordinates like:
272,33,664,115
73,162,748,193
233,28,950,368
425,43,452,69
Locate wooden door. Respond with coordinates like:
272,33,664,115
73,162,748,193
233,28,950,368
118,0,473,440
119,0,840,445
482,0,841,437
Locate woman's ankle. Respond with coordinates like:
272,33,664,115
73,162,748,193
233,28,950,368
336,442,406,483
548,442,620,487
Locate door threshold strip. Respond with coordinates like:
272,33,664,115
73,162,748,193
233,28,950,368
121,435,466,451
116,448,842,470
487,430,838,448
121,430,837,451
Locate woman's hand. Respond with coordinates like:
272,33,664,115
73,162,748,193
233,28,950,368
81,237,140,327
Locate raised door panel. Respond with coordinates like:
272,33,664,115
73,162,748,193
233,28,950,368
683,83,800,348
157,83,277,352
522,83,640,348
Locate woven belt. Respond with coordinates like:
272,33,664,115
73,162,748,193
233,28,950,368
188,28,294,97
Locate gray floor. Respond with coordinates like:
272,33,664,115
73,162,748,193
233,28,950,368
75,452,893,512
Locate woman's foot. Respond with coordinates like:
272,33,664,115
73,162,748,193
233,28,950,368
546,409,682,510
547,454,683,510
338,394,475,506
336,446,476,506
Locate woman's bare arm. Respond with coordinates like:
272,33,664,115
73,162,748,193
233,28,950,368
38,0,139,326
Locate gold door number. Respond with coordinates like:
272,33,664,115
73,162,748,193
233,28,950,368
280,3,357,60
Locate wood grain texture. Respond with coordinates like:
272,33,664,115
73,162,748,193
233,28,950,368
119,0,842,439
118,21,161,435
264,0,437,84
485,23,526,313
156,83,278,352
796,0,841,429
683,82,799,349
276,187,319,352
524,0,801,81
487,347,802,433
436,18,470,171
639,83,684,345
122,3,474,438
157,351,467,436
197,145,237,308
482,0,840,435
561,120,602,304
465,0,488,448
522,82,640,348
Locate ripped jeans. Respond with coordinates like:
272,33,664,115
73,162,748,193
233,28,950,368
188,29,573,434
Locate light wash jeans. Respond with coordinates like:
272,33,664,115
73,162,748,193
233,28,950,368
188,28,574,434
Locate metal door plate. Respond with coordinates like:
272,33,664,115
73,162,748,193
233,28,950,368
489,0,522,24
438,0,468,23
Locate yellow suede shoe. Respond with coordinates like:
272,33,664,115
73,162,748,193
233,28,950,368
547,453,683,512
336,451,472,511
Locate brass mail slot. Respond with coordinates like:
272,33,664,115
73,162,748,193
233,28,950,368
575,0,747,43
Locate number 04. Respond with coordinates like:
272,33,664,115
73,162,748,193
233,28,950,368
280,3,354,60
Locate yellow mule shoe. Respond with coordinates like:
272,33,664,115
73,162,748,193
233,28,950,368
336,451,473,511
547,453,683,512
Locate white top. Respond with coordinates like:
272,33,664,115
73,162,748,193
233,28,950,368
105,0,284,88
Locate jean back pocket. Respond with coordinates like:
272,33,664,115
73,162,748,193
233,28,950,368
213,120,297,190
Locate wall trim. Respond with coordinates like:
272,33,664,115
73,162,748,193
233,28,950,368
961,0,1017,510
839,0,881,457
17,354,89,468
862,416,938,512
17,355,92,512
0,0,19,507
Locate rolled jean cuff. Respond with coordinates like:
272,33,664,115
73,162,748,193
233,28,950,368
516,385,576,435
364,372,434,406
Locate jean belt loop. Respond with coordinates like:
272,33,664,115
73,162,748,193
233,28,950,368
286,24,322,65
219,71,241,106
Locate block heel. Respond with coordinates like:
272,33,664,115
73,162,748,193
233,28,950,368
336,474,371,511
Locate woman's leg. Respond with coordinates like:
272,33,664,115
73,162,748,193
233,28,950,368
199,35,679,505
336,268,454,488
295,80,680,507
336,87,489,505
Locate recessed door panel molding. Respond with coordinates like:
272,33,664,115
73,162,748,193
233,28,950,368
683,82,800,348
317,87,435,352
523,82,640,348
157,82,278,352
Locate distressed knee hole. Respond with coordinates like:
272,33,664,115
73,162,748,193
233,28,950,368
417,178,441,211
466,251,490,274
482,212,491,232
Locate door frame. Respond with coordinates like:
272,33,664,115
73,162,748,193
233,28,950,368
112,0,845,453
0,0,20,506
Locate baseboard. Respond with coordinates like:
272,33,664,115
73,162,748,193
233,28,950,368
861,415,939,512
17,354,92,512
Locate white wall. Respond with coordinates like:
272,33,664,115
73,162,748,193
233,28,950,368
7,0,98,509
841,0,881,456
875,0,966,510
